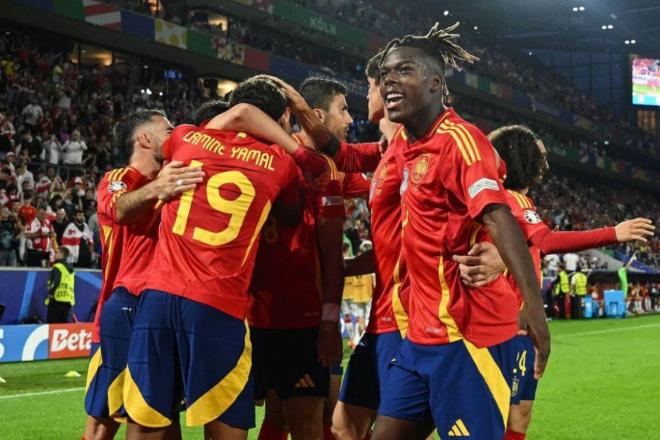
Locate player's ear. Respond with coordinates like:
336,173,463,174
313,108,325,123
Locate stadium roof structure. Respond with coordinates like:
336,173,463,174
427,0,659,56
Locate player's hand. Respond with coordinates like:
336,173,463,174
152,161,204,201
615,218,655,243
518,304,551,380
263,75,309,113
317,320,343,367
452,242,506,287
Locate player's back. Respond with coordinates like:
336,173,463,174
145,125,299,319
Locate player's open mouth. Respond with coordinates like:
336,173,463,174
385,92,405,110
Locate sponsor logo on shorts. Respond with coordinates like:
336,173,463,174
294,374,316,388
448,419,471,437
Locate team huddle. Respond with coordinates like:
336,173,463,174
81,23,655,440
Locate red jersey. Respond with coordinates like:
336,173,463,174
93,166,159,343
398,108,518,347
144,125,299,319
248,160,343,329
333,138,407,335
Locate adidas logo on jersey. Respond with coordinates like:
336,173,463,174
448,419,470,437
294,374,316,388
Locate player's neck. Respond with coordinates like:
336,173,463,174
130,153,160,179
296,130,317,149
405,103,446,143
520,188,529,195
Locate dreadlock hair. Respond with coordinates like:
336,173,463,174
193,100,229,126
380,22,479,95
365,50,384,83
113,109,166,163
299,77,348,112
488,125,545,191
229,75,288,121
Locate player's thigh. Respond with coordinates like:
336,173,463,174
124,290,183,428
282,396,324,440
99,288,139,415
337,332,380,410
178,296,254,430
263,390,288,429
427,339,516,439
204,421,248,440
332,401,375,440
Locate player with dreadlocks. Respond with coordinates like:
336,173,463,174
369,22,551,440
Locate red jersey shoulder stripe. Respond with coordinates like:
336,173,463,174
507,190,532,209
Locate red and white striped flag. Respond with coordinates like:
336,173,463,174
83,0,121,30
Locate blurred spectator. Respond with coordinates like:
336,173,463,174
563,252,579,272
21,97,43,133
62,129,87,169
0,205,19,266
51,207,68,246
61,208,94,268
24,206,54,267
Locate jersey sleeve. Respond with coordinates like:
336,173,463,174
96,169,140,223
162,124,196,161
509,196,549,241
341,172,371,199
333,140,381,173
448,125,508,220
311,154,345,219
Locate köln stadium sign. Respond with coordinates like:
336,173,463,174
0,323,93,363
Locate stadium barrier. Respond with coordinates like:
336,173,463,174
0,322,93,363
0,268,101,325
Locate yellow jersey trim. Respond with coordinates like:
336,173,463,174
437,256,463,342
123,366,172,428
85,346,102,392
241,201,272,267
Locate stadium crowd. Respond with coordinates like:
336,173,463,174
0,26,658,278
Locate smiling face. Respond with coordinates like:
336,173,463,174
379,46,444,126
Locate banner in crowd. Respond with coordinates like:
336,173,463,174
0,269,101,325
0,323,93,363
155,19,187,50
83,0,121,30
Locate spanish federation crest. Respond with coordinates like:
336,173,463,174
523,209,542,224
108,181,128,193
412,153,431,184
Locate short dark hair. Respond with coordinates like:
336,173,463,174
488,125,544,191
194,100,229,126
58,246,70,258
365,51,384,83
299,77,348,111
112,109,166,162
229,76,288,121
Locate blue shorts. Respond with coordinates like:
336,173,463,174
251,327,330,401
379,337,516,439
510,335,538,404
84,287,138,419
338,331,402,410
124,290,254,429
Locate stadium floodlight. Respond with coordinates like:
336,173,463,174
573,6,578,11
601,25,607,30
604,140,610,145
579,6,585,11
607,24,614,29
631,39,636,44
443,10,449,16
625,40,630,44
140,89,145,94
474,25,478,30
528,51,533,55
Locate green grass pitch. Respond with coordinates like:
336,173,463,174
2,315,660,439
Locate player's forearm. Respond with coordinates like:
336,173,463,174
344,249,376,276
114,185,158,225
530,227,617,254
206,103,301,154
316,217,345,317
483,205,543,307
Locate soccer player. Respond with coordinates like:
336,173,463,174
247,79,346,440
452,124,655,440
267,56,406,440
84,109,204,440
123,77,308,440
368,23,551,440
